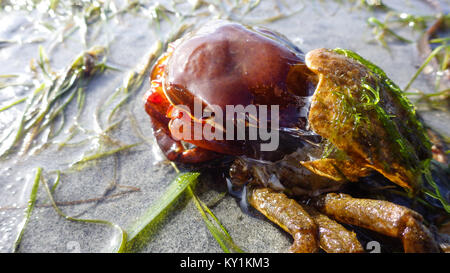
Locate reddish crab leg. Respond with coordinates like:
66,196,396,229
144,50,225,163
147,113,219,163
145,84,221,163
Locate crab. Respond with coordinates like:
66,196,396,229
144,21,442,252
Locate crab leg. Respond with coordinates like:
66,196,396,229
249,188,364,253
249,188,319,253
149,115,220,163
145,79,221,163
314,193,440,253
303,206,364,253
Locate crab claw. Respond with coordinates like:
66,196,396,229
304,48,432,192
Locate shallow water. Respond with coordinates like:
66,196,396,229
0,0,448,252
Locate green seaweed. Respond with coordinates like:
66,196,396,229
404,44,448,92
124,171,242,253
12,167,41,252
50,170,61,194
103,41,162,125
334,48,431,154
72,143,140,168
333,48,449,212
0,46,110,158
0,97,26,112
187,186,243,253
367,16,412,47
124,172,200,251
40,170,127,253
11,167,131,252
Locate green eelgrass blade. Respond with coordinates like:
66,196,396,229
245,0,261,14
367,17,412,45
12,167,42,252
124,172,201,249
0,97,26,112
404,44,447,91
49,0,59,10
38,45,52,79
50,171,61,194
0,83,46,158
0,46,108,158
71,143,140,168
422,165,450,213
40,171,127,253
103,41,162,125
429,37,450,44
187,186,243,253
